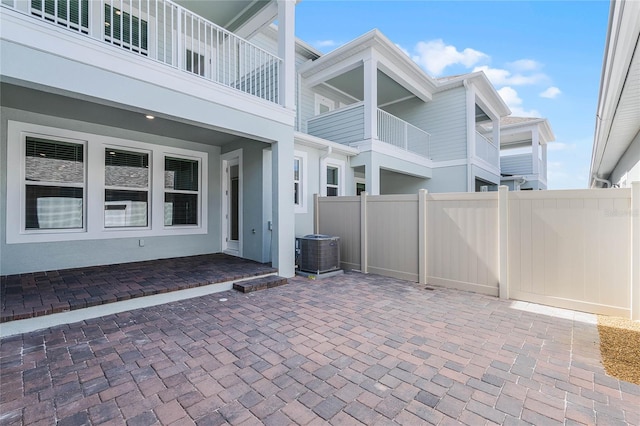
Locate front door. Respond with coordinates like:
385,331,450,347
222,152,241,256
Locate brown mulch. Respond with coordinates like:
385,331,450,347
597,315,640,385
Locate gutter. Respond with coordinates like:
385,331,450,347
591,175,611,188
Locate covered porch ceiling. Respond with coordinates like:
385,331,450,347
299,30,436,107
324,66,416,106
173,0,275,32
1,83,249,146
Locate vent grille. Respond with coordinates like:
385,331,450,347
298,234,340,274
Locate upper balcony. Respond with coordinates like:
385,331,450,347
307,102,431,159
475,131,499,168
2,0,283,104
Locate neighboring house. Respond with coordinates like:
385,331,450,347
0,0,553,277
1,0,298,276
497,117,555,191
590,0,640,188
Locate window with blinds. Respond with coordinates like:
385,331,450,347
164,157,199,226
30,0,89,33
104,3,148,55
25,137,85,229
104,148,150,228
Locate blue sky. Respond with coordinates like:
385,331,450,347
294,1,611,189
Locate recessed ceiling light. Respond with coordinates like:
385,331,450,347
145,115,155,120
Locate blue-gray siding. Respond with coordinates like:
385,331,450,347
307,105,365,145
383,87,467,162
501,154,533,175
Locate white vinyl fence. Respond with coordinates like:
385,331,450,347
315,184,640,319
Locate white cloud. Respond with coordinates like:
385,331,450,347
411,39,488,76
507,59,542,72
473,65,547,86
313,40,340,49
540,86,562,99
498,87,541,117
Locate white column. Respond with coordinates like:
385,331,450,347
271,133,295,277
532,128,540,175
364,156,380,195
541,143,548,184
363,54,378,140
277,0,296,109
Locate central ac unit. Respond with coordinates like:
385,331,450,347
298,234,340,274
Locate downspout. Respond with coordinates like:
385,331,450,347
516,176,527,191
592,175,611,188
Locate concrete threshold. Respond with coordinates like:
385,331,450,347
0,273,276,338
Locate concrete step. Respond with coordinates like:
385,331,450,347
233,275,288,293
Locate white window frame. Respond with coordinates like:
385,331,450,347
321,158,346,197
163,153,202,228
294,150,307,213
6,120,208,244
23,133,88,234
103,145,151,229
314,94,335,115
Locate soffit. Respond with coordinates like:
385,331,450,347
597,38,640,176
1,83,242,146
173,0,272,30
325,67,415,105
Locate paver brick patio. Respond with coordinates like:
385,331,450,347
1,272,639,425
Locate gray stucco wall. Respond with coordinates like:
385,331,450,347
425,165,468,193
380,170,429,195
221,139,271,264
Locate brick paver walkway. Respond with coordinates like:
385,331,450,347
1,254,276,323
1,272,638,425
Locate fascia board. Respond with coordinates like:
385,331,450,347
294,131,360,156
376,54,432,102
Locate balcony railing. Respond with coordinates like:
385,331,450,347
5,0,281,103
377,109,431,159
475,131,499,168
306,103,432,159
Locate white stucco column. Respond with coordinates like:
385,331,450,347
532,127,540,175
363,54,378,140
365,155,380,195
277,0,296,110
271,132,295,277
541,143,548,183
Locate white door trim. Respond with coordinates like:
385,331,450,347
221,150,243,256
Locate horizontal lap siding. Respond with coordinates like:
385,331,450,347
384,88,467,162
508,189,632,316
307,106,365,145
501,154,533,175
317,198,361,270
367,195,419,282
427,193,499,295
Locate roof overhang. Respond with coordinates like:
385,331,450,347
299,29,437,104
294,131,359,156
499,117,555,146
436,72,511,118
590,0,640,187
